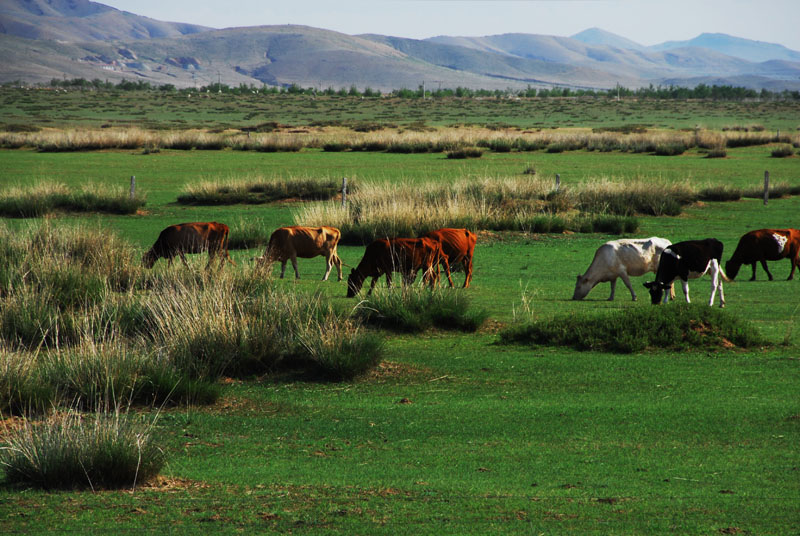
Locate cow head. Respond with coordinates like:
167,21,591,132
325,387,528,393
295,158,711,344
572,274,594,300
643,280,668,305
142,249,158,269
724,259,740,280
346,269,364,297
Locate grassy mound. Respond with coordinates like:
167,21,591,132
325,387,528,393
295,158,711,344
499,304,767,353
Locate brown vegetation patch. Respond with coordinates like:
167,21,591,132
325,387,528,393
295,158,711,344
139,475,213,492
362,360,431,382
0,416,29,441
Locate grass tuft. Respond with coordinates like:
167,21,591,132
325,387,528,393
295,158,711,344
499,304,767,353
0,407,165,490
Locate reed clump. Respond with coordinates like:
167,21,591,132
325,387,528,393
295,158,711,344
0,406,165,490
294,175,713,241
177,175,348,205
0,182,145,218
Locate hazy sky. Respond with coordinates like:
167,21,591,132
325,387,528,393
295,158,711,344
100,0,800,51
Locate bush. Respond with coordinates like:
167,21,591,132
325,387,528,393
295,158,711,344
446,148,483,159
499,304,766,353
771,145,795,158
0,408,165,490
654,142,687,156
354,287,489,333
700,185,741,202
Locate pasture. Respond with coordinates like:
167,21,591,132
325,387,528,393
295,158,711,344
0,92,799,534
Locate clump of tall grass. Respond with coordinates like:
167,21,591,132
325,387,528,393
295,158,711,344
140,272,383,380
741,181,800,199
296,176,650,241
0,182,145,218
576,179,696,216
446,147,483,159
499,304,767,353
353,287,489,333
771,144,795,158
0,407,165,490
227,216,271,250
699,185,741,202
177,175,347,205
0,347,52,414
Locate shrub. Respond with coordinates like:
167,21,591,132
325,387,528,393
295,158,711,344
499,304,766,353
771,145,795,158
654,142,687,156
446,148,483,159
353,287,488,333
0,407,165,490
700,185,741,202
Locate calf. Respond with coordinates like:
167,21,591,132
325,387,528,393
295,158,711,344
142,222,233,270
725,228,800,281
423,228,477,288
258,226,343,281
346,237,441,297
643,238,728,307
573,237,673,301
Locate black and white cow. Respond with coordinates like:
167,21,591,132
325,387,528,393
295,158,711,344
643,238,729,307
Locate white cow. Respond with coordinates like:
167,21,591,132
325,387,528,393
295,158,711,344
572,237,673,301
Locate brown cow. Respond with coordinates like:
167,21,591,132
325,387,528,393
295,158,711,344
423,228,477,288
346,237,441,297
725,228,800,281
142,222,234,270
258,226,343,281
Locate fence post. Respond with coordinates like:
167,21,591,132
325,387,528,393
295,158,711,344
555,174,561,193
130,176,136,200
341,177,348,208
763,170,769,206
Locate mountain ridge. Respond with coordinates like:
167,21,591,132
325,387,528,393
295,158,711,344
1,0,799,91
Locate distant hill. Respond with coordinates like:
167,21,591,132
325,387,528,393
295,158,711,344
1,1,799,91
651,33,800,64
0,0,211,42
570,28,647,52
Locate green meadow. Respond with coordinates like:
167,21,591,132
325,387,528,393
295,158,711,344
0,92,799,534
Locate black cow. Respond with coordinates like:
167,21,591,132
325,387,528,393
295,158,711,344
643,238,728,307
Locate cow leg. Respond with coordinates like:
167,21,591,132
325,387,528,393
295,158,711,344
463,257,473,288
708,261,724,307
681,279,690,303
620,273,637,301
789,255,799,280
334,254,343,282
749,262,757,281
668,282,676,301
760,260,773,281
441,257,454,288
291,255,300,279
367,276,380,295
279,261,288,279
322,254,333,281
607,279,617,301
179,252,190,269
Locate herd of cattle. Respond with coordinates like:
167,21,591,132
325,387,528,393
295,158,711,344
142,222,477,297
142,221,799,305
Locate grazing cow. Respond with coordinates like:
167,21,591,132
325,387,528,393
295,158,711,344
142,222,233,270
258,226,343,281
725,228,800,281
423,228,477,288
346,237,441,297
573,237,673,301
643,238,729,307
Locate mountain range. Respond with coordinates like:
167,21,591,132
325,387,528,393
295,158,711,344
2,0,799,91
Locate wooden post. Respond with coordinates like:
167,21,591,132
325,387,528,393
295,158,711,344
555,174,561,193
763,170,769,206
130,176,135,200
341,177,348,208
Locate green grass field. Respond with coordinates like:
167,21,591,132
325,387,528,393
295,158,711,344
1,93,799,534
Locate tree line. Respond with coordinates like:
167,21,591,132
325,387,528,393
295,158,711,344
5,78,800,101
